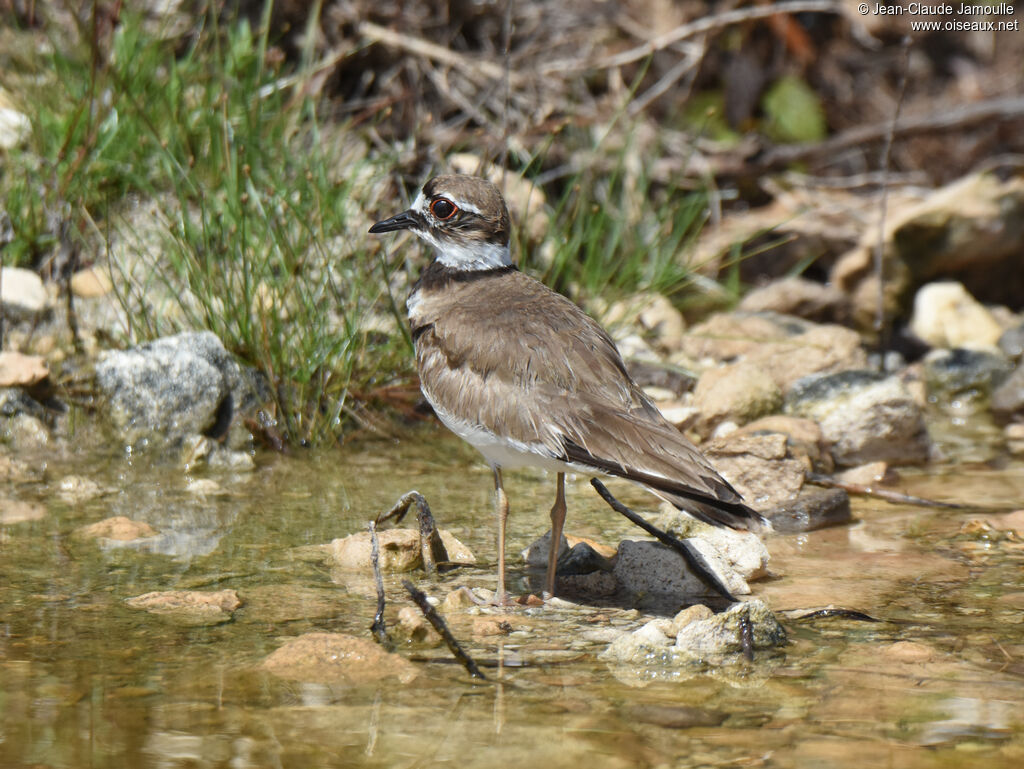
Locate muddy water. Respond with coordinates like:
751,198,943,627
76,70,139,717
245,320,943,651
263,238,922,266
1,426,1023,769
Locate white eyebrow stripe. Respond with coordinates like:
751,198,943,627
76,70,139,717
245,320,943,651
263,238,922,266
411,191,429,215
449,198,482,215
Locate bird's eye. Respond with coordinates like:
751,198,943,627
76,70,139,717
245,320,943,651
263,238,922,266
430,198,458,220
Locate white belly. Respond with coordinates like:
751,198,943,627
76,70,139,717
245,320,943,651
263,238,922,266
428,397,579,473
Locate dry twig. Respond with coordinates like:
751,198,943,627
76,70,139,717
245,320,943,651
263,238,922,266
402,580,487,681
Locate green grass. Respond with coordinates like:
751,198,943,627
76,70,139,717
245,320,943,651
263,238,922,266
3,7,407,445
1,6,739,446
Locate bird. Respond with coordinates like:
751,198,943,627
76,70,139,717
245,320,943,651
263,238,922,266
369,174,767,603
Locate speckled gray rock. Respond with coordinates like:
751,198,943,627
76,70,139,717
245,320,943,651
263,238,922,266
96,331,268,447
610,536,757,602
785,370,931,466
923,348,1013,408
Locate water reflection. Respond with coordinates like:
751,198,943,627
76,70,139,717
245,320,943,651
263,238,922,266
0,433,1022,768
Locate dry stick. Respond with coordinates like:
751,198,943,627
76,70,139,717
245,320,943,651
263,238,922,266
739,613,755,662
402,580,487,681
359,21,525,87
375,490,445,573
590,479,737,603
539,1,842,73
874,37,911,344
368,522,390,646
806,473,970,509
733,95,1024,173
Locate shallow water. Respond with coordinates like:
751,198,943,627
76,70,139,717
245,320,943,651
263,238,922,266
2,425,1023,769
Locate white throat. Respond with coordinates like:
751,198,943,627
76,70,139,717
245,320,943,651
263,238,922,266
410,191,513,271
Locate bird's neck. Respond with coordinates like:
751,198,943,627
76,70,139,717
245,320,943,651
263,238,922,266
418,231,513,271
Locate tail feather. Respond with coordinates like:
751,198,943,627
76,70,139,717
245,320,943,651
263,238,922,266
561,439,770,532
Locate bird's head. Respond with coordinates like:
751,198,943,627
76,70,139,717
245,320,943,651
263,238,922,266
369,174,513,271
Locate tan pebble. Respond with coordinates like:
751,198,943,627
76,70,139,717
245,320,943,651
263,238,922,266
441,586,477,612
986,510,1024,533
882,641,935,663
70,267,113,298
76,516,157,541
671,604,713,633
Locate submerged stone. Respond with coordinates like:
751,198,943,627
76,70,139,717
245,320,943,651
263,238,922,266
125,589,241,626
261,632,419,684
764,487,852,533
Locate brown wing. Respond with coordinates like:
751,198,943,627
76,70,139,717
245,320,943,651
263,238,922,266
414,269,765,530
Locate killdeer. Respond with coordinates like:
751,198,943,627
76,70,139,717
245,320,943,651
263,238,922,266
370,174,766,602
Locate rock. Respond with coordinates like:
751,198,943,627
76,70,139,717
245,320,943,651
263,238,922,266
992,366,1024,425
70,266,113,298
323,528,476,573
654,512,770,582
626,703,728,729
673,600,787,660
95,331,269,448
704,432,807,511
600,618,675,665
0,101,30,149
614,539,749,600
985,509,1024,533
261,632,419,684
692,361,782,435
2,413,50,450
600,599,786,665
236,585,348,623
0,498,46,524
763,487,851,533
604,293,686,353
880,640,935,664
738,277,851,324
923,348,1014,416
680,312,867,392
522,529,569,568
125,589,241,626
0,351,49,388
835,461,897,486
785,371,931,466
0,386,49,420
891,174,1024,304
439,586,478,613
625,360,696,398
680,311,814,362
556,541,615,576
910,282,1004,350
998,323,1024,361
1006,424,1024,455
56,475,105,504
0,267,49,322
833,173,1024,331
732,415,833,472
671,603,714,632
396,606,439,643
75,516,158,541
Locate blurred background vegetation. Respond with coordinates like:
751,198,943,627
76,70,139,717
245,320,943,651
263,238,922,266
0,0,1021,444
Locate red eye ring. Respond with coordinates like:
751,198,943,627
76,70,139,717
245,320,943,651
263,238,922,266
430,198,458,220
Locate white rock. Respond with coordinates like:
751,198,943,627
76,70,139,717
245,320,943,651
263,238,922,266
1,267,49,322
910,281,1003,349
